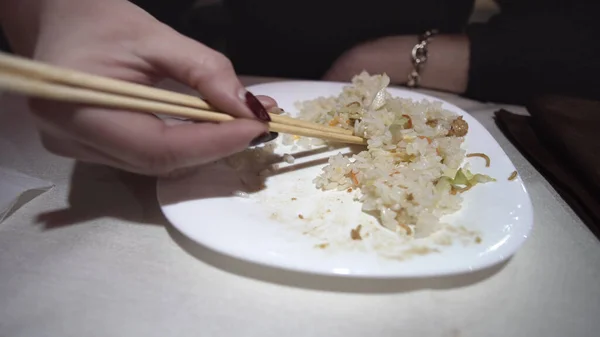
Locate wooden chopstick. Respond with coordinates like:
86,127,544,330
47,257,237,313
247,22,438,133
0,52,354,136
0,71,367,145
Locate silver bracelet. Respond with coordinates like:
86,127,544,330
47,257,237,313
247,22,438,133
407,29,438,88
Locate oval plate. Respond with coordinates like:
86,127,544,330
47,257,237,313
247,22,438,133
157,81,533,278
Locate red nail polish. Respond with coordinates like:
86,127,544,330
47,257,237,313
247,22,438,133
249,132,278,147
245,91,271,122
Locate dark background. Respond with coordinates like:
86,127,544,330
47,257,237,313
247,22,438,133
0,29,9,53
0,0,227,54
0,0,500,54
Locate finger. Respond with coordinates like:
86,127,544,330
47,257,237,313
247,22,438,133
39,130,202,177
31,99,268,175
256,95,278,109
162,117,194,126
137,31,271,122
38,130,136,170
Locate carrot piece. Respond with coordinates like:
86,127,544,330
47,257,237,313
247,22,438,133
350,171,359,185
402,114,413,129
418,136,432,144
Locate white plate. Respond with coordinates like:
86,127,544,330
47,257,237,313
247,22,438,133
157,81,533,278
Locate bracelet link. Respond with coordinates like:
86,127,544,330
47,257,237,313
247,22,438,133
406,29,438,88
411,42,428,64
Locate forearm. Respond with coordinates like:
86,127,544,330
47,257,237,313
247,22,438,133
369,34,471,93
325,34,470,95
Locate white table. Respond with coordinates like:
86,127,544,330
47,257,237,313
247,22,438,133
1,77,599,337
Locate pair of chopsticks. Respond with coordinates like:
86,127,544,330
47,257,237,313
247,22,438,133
0,52,366,145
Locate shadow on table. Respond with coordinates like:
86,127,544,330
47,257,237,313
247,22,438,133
35,162,169,228
166,223,508,294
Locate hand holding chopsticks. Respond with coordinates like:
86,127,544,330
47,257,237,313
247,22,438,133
2,0,363,177
0,52,366,146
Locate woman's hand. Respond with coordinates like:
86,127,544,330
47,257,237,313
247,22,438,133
1,0,277,177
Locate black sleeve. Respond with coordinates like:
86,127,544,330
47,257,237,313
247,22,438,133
465,3,600,104
129,0,195,31
0,27,11,53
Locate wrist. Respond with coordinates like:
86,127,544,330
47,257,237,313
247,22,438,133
415,35,470,93
1,0,135,56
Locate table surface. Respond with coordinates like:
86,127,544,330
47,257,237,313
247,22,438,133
1,76,598,337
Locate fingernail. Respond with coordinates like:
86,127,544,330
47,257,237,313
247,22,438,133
241,89,271,122
249,132,279,147
267,132,279,142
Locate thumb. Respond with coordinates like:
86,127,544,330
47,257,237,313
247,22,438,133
138,29,272,122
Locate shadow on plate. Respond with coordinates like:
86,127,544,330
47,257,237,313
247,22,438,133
158,144,358,205
267,148,359,177
166,223,508,294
